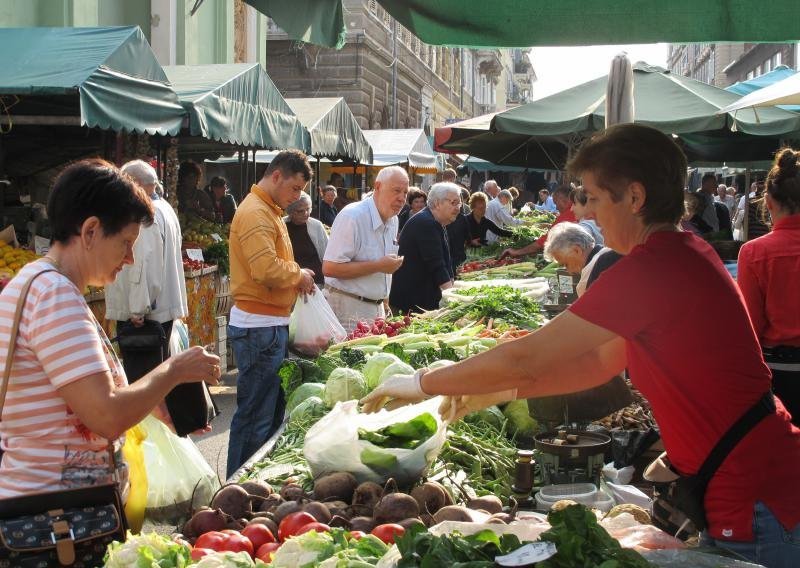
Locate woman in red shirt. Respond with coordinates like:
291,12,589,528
738,148,800,427
364,124,800,568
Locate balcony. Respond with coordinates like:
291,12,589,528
474,48,503,82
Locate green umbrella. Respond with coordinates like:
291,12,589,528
436,63,800,168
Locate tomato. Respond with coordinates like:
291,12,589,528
242,523,276,551
190,547,214,561
194,531,227,551
346,530,366,540
256,541,281,562
371,523,405,544
295,522,330,536
277,511,317,541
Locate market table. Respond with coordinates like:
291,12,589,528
184,264,218,348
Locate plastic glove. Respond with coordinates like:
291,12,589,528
360,369,429,413
438,389,518,423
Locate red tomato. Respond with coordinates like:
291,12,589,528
194,531,228,551
371,523,405,544
219,530,254,557
242,523,276,551
346,530,366,540
277,511,317,541
295,522,330,536
190,547,214,561
256,542,281,562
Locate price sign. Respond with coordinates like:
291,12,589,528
495,542,557,566
186,248,205,262
210,233,223,243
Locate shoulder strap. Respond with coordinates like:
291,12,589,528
695,392,775,484
0,268,58,415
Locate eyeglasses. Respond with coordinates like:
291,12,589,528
445,199,461,206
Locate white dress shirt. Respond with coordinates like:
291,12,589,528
485,198,522,243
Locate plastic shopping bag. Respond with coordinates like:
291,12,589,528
169,319,190,356
303,398,447,486
122,424,148,533
289,286,347,357
139,415,220,523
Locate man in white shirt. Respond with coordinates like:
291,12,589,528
323,166,409,332
715,183,736,216
483,179,500,200
485,189,522,243
106,160,188,380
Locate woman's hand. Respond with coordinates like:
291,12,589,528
360,369,429,413
166,345,222,385
438,389,517,423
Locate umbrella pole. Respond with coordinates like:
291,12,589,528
743,169,751,242
316,158,321,213
253,149,257,184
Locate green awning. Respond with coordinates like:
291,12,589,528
286,97,372,162
380,0,800,47
163,63,307,151
0,26,185,135
362,129,440,172
243,0,346,49
436,62,800,168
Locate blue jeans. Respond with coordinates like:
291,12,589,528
703,502,800,567
226,325,288,479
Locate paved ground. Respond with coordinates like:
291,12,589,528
190,370,238,481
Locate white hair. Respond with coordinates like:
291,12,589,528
427,182,461,207
497,189,513,201
375,165,408,185
543,222,595,261
484,179,498,189
286,192,312,214
121,159,158,187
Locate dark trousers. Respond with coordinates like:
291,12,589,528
116,320,174,382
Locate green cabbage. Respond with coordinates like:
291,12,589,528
286,382,326,413
289,396,326,423
378,361,415,385
323,367,367,407
363,352,402,390
502,399,539,437
103,531,191,567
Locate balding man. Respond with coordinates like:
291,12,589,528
483,179,500,200
323,166,409,332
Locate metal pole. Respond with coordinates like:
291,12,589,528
315,158,321,213
391,18,398,129
742,169,751,242
252,149,257,184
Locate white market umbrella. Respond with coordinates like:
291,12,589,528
719,72,800,114
605,53,634,127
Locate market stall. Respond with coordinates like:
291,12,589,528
362,128,442,190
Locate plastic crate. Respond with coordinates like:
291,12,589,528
538,483,597,502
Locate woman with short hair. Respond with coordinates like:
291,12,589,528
284,192,328,286
398,187,427,231
364,124,800,568
543,221,621,296
0,159,220,498
466,191,513,245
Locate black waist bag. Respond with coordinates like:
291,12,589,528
116,321,219,437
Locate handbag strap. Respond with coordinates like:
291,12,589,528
695,391,775,485
0,268,57,415
1,265,119,478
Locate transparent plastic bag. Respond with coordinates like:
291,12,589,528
139,415,220,523
303,398,447,486
289,287,347,357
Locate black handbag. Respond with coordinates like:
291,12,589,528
0,267,128,566
647,392,775,539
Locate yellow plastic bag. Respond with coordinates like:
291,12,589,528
122,424,148,533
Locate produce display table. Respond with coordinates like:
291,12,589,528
184,265,218,347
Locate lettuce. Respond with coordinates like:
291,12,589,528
323,368,367,407
103,531,191,568
378,361,414,386
362,352,401,390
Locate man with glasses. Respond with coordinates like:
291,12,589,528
390,183,461,314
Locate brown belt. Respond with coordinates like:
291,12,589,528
327,285,384,305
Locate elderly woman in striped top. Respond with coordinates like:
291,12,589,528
0,159,220,498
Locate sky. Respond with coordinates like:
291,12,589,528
529,44,669,100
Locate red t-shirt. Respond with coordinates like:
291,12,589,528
536,208,577,246
570,230,800,541
737,214,800,347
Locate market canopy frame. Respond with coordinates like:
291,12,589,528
163,63,307,151
285,97,372,163
379,0,800,47
362,128,440,173
719,72,800,115
0,26,185,135
436,63,800,169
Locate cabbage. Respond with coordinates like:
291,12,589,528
502,399,539,436
271,529,336,568
286,382,326,413
378,361,415,386
289,396,326,423
363,352,402,390
464,405,505,430
104,531,191,567
428,359,456,371
323,368,367,407
193,551,257,567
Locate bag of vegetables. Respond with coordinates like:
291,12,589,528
303,398,447,486
289,288,347,357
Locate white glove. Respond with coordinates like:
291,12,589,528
360,369,429,413
438,389,518,423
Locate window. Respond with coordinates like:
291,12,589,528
756,64,762,76
764,58,772,73
747,70,754,80
773,52,782,68
368,0,377,15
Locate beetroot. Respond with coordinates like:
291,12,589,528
211,484,253,519
373,492,420,525
313,472,358,503
239,480,273,498
186,508,229,536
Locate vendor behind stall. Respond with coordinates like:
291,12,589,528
466,191,512,245
363,124,800,568
177,161,214,221
284,192,328,286
206,176,237,224
502,185,577,258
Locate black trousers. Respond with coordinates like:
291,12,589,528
116,320,173,382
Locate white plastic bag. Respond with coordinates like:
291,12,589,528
289,287,347,357
303,398,447,486
139,415,220,523
169,319,190,356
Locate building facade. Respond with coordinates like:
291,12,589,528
668,42,797,88
263,0,535,131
